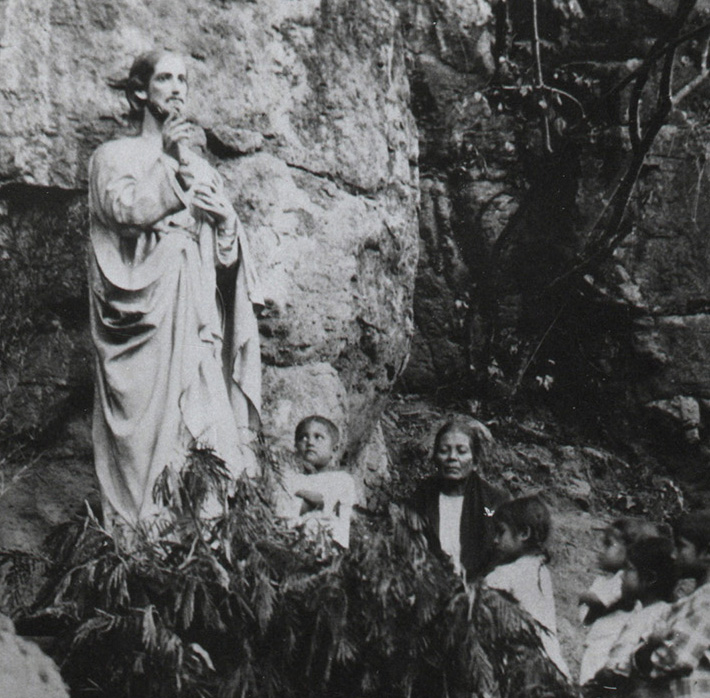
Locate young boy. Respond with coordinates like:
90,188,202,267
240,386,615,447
633,510,710,697
484,495,571,679
275,415,356,549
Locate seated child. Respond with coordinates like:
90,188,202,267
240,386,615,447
590,536,676,696
275,415,356,549
579,517,661,686
484,494,571,680
633,510,710,697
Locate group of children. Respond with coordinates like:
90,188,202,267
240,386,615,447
579,512,710,697
274,413,710,696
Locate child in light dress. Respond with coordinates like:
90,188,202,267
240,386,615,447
275,415,356,549
484,494,571,679
579,517,661,686
588,536,676,697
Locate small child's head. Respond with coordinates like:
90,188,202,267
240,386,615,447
598,517,660,573
433,418,491,482
492,495,551,564
673,510,710,581
294,415,340,472
621,536,677,605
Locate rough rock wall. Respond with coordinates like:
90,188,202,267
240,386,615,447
0,0,418,509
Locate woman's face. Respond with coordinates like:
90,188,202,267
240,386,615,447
434,429,475,481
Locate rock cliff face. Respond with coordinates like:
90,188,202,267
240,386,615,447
396,0,710,459
4,0,710,540
0,0,418,515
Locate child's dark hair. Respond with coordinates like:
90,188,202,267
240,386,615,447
608,517,661,548
626,536,677,602
433,418,492,464
673,510,710,554
493,495,551,557
295,415,340,448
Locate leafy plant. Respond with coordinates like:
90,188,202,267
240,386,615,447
7,446,579,698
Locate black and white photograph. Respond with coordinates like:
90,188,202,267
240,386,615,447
1,1,710,697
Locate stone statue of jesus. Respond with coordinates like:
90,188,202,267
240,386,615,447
88,50,262,534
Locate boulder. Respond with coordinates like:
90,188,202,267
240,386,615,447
0,615,69,698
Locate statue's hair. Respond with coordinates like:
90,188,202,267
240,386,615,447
294,415,340,448
107,50,175,120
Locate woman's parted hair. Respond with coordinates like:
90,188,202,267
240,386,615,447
433,417,493,465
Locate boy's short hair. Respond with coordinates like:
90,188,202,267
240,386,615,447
493,494,551,552
294,415,340,448
673,510,710,553
609,517,661,547
433,417,492,462
626,536,677,602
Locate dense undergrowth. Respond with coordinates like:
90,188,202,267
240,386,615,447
1,446,578,698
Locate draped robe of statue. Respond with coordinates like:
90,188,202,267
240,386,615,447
88,136,263,529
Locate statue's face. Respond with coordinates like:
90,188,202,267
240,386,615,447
144,53,188,121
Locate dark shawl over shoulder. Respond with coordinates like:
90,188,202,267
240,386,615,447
407,472,510,580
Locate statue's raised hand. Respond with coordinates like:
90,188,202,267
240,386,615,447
162,112,192,162
192,180,235,227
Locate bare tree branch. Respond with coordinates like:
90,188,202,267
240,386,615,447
602,1,704,102
673,30,710,105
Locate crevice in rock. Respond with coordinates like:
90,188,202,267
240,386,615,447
203,129,247,159
0,182,85,208
284,160,378,198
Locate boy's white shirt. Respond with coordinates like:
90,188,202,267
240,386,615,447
276,469,356,548
579,570,624,622
484,554,572,679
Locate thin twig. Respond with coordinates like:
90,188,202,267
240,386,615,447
511,301,569,397
531,0,552,153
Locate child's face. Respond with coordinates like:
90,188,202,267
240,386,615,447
675,535,705,579
434,429,475,481
295,421,336,471
493,520,528,564
621,560,642,601
599,529,626,572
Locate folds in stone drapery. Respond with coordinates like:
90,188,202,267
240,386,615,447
89,139,263,538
